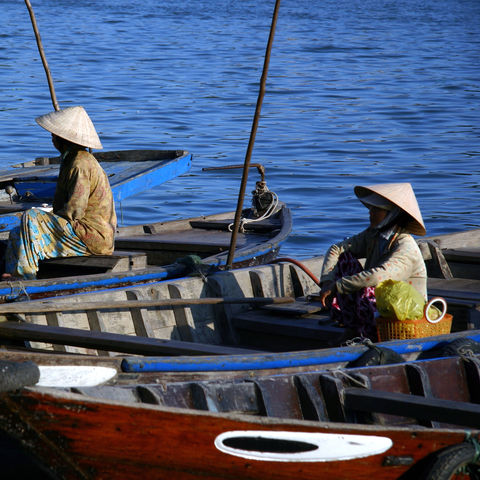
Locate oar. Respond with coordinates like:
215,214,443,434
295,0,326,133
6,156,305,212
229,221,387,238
0,296,294,314
24,0,60,111
0,322,260,356
226,0,281,269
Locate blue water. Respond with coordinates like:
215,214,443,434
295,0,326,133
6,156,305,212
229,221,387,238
1,0,479,258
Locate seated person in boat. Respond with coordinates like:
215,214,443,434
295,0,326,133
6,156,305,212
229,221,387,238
3,106,116,280
319,183,427,339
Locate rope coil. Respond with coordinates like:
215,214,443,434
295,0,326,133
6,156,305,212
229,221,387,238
228,189,279,233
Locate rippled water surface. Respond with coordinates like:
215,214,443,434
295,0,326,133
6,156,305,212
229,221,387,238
1,0,479,257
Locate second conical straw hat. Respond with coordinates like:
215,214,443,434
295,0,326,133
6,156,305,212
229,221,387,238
354,183,426,236
35,106,103,149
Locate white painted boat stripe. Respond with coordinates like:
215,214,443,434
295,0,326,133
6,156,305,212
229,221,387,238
37,366,117,387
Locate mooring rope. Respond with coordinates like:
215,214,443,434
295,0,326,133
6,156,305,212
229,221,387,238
6,280,30,302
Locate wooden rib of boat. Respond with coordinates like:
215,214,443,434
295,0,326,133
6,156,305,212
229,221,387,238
0,149,192,235
122,353,480,430
0,201,291,302
0,354,478,479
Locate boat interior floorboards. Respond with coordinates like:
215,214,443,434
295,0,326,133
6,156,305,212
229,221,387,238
115,229,261,250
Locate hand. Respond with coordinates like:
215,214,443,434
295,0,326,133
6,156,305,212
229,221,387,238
320,282,337,308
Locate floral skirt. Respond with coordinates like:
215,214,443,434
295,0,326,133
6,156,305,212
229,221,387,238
5,208,88,280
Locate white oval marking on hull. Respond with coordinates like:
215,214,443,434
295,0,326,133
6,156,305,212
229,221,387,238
215,430,393,462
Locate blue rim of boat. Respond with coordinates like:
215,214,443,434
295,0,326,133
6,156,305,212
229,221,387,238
121,331,480,373
0,234,288,300
0,266,182,299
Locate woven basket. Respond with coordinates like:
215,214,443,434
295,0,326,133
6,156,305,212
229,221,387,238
376,313,452,341
376,297,453,341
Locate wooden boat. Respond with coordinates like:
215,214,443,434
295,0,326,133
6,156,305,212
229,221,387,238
419,227,480,281
0,201,291,301
0,243,478,478
0,252,478,360
0,149,192,235
0,256,340,356
0,354,478,479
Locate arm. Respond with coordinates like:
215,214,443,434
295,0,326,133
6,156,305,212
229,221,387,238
320,230,370,283
336,235,418,294
319,230,369,306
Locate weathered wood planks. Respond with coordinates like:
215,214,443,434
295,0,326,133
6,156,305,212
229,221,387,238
0,322,258,356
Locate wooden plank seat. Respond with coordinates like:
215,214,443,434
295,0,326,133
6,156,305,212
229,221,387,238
428,277,480,304
232,311,345,339
419,240,480,280
231,302,347,351
0,201,45,214
442,247,480,263
427,277,480,330
38,250,147,278
438,247,480,280
260,296,325,316
343,387,480,429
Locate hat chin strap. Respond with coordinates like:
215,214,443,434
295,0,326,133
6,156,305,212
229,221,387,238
375,207,402,233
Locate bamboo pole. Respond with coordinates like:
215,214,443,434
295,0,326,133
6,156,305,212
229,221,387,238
0,296,294,314
226,0,281,269
24,0,60,111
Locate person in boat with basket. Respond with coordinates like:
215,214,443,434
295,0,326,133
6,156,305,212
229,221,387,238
2,106,116,280
319,183,427,340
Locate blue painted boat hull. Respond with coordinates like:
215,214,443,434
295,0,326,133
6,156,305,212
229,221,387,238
0,149,192,233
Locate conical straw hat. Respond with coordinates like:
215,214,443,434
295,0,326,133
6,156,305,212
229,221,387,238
35,106,103,149
354,183,426,236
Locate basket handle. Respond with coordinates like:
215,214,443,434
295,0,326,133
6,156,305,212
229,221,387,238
425,297,447,324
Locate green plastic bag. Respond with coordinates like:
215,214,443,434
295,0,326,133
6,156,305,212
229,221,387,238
375,279,425,321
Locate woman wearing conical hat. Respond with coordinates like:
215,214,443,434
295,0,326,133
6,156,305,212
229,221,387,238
3,106,116,279
319,183,427,339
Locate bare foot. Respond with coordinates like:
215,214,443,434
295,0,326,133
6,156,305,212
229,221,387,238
1,273,20,281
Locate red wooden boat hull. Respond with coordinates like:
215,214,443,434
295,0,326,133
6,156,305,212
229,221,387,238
0,387,474,480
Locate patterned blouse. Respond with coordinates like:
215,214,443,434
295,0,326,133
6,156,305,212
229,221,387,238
53,149,117,255
320,227,427,299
